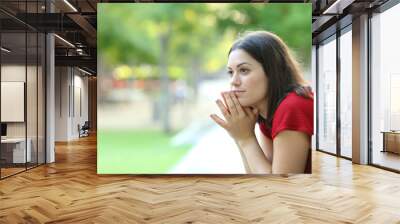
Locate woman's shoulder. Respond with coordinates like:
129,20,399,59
271,91,314,139
276,91,313,112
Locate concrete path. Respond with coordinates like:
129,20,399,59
169,124,246,174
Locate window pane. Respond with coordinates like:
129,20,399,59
340,29,352,158
318,36,337,154
371,3,400,171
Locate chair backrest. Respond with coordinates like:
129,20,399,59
82,121,90,129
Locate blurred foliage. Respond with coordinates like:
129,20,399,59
98,3,312,79
113,65,133,80
215,3,312,66
113,64,186,80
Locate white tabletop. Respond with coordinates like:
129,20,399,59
1,138,27,143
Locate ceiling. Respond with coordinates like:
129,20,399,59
1,0,98,74
311,0,390,43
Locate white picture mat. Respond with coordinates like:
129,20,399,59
1,81,25,122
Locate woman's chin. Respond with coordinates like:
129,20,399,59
237,99,253,107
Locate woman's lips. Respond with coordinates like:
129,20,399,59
231,90,246,96
231,90,246,92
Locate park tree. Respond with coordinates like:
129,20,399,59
98,4,221,133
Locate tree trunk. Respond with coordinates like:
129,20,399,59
159,32,171,133
191,59,201,100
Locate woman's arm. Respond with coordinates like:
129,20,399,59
237,130,310,174
210,91,310,174
235,140,251,173
235,135,272,174
272,130,310,173
255,126,273,163
210,91,272,174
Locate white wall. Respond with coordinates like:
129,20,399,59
55,67,89,141
72,73,89,137
55,66,69,141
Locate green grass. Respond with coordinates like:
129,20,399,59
97,129,192,174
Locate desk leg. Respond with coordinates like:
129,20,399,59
382,133,386,153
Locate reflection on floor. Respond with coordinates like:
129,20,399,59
0,167,25,177
373,150,400,171
0,162,41,178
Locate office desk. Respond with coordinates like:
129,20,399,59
1,138,31,163
381,131,400,154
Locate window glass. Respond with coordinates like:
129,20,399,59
339,28,352,158
318,36,337,154
371,3,400,171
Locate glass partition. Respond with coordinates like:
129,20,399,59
27,30,38,169
1,30,27,178
38,32,45,165
0,1,46,179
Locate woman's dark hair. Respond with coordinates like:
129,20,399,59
229,31,312,128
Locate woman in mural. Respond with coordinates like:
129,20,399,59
210,31,313,174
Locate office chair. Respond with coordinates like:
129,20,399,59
79,121,90,138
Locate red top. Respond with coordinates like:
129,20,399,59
259,92,314,140
258,91,314,173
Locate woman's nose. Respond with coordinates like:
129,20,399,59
230,74,241,86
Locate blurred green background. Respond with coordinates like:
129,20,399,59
97,3,311,174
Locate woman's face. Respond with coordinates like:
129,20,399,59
227,49,268,107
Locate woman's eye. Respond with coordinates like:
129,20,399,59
240,68,249,73
227,71,233,76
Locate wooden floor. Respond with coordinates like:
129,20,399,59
1,135,400,223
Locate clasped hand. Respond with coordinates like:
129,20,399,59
210,91,258,141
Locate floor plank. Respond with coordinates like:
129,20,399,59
1,134,400,223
